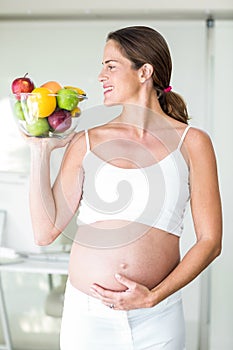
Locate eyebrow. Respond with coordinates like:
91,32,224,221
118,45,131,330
102,59,118,65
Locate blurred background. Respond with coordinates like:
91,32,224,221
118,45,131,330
0,0,232,349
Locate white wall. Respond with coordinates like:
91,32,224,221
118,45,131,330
209,20,233,350
0,0,232,17
0,14,232,350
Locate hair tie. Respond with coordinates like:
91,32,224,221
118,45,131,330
163,86,172,93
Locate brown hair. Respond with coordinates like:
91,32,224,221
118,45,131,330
107,26,189,124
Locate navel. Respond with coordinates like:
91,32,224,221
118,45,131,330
120,262,128,270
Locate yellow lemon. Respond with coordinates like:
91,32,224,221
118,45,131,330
71,106,81,117
27,87,56,118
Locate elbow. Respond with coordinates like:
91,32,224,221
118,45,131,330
213,241,222,259
209,239,222,262
33,228,60,246
35,238,53,246
198,235,222,264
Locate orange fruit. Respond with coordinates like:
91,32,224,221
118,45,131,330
41,81,63,93
27,87,57,118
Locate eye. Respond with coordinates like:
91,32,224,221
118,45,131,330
108,65,115,71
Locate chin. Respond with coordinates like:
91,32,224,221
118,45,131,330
103,99,123,107
104,101,116,107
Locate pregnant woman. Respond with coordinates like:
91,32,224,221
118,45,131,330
27,26,222,349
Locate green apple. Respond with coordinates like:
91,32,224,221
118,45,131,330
57,88,79,111
14,101,25,120
26,118,50,136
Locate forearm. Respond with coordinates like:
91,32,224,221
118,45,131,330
150,238,221,306
29,145,58,245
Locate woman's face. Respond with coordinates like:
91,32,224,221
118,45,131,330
98,39,142,106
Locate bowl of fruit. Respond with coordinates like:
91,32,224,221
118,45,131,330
10,74,87,138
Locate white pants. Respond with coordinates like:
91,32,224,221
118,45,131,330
60,279,186,350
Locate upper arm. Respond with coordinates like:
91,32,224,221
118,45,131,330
186,128,222,246
52,131,86,230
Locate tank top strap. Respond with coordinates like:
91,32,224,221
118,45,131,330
85,129,90,152
177,125,192,150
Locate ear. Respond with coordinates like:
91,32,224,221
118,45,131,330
138,63,154,83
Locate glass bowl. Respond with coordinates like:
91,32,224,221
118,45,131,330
10,90,87,138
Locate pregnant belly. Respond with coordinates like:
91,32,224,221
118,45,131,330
68,221,180,294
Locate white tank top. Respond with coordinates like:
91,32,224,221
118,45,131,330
77,126,191,237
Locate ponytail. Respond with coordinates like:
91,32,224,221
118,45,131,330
158,90,189,124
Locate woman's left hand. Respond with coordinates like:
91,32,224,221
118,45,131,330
90,274,154,310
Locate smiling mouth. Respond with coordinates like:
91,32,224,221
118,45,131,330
103,86,113,94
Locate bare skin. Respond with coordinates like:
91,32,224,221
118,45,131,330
27,39,222,311
69,226,180,294
68,121,185,295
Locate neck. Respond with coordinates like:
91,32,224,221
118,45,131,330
115,98,168,136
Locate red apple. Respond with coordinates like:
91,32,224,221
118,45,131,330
11,73,35,100
48,109,72,133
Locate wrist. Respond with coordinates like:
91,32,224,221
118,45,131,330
148,287,164,308
147,291,158,308
29,140,54,159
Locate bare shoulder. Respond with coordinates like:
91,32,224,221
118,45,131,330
186,126,212,145
67,130,86,151
63,130,87,165
89,122,120,134
185,126,214,152
184,126,217,169
67,123,123,160
167,118,213,152
86,123,122,145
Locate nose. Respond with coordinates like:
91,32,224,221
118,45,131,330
98,67,107,83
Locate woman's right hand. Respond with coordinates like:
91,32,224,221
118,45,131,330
21,131,76,152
